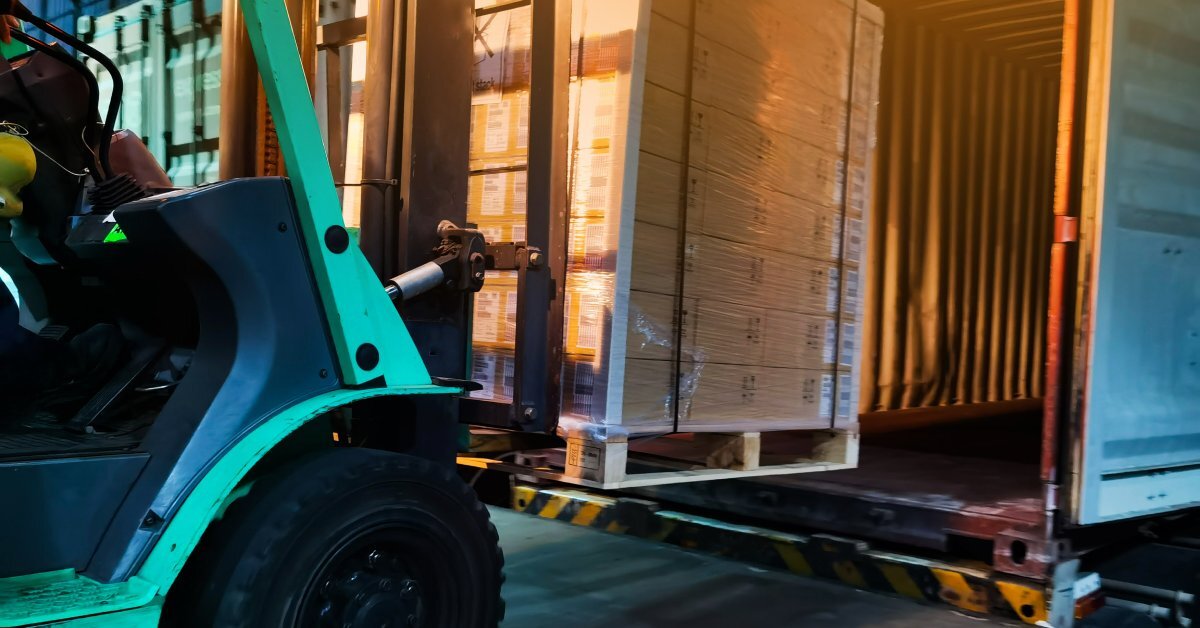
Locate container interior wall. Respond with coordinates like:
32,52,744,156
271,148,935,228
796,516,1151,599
860,9,1061,414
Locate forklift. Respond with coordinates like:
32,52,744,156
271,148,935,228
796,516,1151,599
0,0,508,623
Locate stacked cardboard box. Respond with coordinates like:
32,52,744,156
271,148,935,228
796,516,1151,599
468,0,882,433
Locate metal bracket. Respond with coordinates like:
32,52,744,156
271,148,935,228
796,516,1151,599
995,527,1060,579
1055,215,1079,243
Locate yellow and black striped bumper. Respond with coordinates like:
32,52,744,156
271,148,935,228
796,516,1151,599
512,485,1049,625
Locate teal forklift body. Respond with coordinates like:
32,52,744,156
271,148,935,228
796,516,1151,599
0,0,459,623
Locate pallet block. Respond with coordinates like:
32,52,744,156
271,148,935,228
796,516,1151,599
460,427,860,489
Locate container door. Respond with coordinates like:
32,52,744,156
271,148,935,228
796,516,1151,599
1071,0,1200,524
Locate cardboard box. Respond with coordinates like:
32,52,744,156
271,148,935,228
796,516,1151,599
467,0,880,439
688,103,843,209
681,233,837,315
690,35,848,152
644,11,690,95
472,277,518,349
469,347,516,402
474,218,527,247
469,91,530,163
468,168,527,224
686,167,839,260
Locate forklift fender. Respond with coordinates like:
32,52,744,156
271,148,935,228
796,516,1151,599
133,384,451,593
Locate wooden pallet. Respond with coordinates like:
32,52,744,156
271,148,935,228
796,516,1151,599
459,427,859,490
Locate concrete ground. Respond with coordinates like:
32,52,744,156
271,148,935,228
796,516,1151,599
493,507,1016,628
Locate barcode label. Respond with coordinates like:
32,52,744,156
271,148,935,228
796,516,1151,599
573,361,595,417
576,295,601,350
501,355,515,397
504,289,518,343
513,171,527,215
473,290,501,342
517,93,529,149
847,218,863,264
485,101,510,153
837,373,854,419
823,319,837,364
827,267,840,312
819,374,834,418
584,224,606,269
845,269,860,312
471,354,497,399
840,323,856,367
586,152,612,212
481,173,508,216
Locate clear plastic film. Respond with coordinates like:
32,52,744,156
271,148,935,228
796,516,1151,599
467,0,883,438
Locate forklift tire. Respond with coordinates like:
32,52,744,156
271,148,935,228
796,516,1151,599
165,448,504,627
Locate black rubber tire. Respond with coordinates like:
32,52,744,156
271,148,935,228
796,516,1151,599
165,448,504,628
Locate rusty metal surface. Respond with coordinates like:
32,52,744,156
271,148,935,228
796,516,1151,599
860,6,1061,412
871,0,1065,70
630,442,1046,570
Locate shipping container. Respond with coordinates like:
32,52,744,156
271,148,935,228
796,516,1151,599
63,0,1200,595
611,0,1200,603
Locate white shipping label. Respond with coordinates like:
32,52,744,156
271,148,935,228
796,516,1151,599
517,92,530,149
513,171,527,215
847,218,863,264
838,373,854,419
563,290,573,333
471,354,497,399
480,173,509,216
473,290,501,342
504,290,518,343
827,267,840,313
586,152,612,212
584,224,606,269
840,323,856,367
848,167,868,214
576,295,602,350
572,361,596,417
845,269,860,312
819,374,834,418
501,356,515,397
824,319,837,364
484,101,511,153
480,226,502,245
511,222,526,243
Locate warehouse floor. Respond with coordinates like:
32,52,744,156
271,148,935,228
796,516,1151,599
493,507,1018,627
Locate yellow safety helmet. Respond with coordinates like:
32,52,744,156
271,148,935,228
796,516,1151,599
0,132,37,218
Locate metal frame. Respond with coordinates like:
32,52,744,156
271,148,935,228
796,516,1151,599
239,0,431,387
460,0,569,433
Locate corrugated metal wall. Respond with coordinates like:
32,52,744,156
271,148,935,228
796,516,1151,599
860,9,1061,412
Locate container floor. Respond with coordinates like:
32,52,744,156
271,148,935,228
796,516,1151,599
632,409,1045,557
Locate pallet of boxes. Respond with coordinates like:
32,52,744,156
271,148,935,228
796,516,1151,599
468,0,882,488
